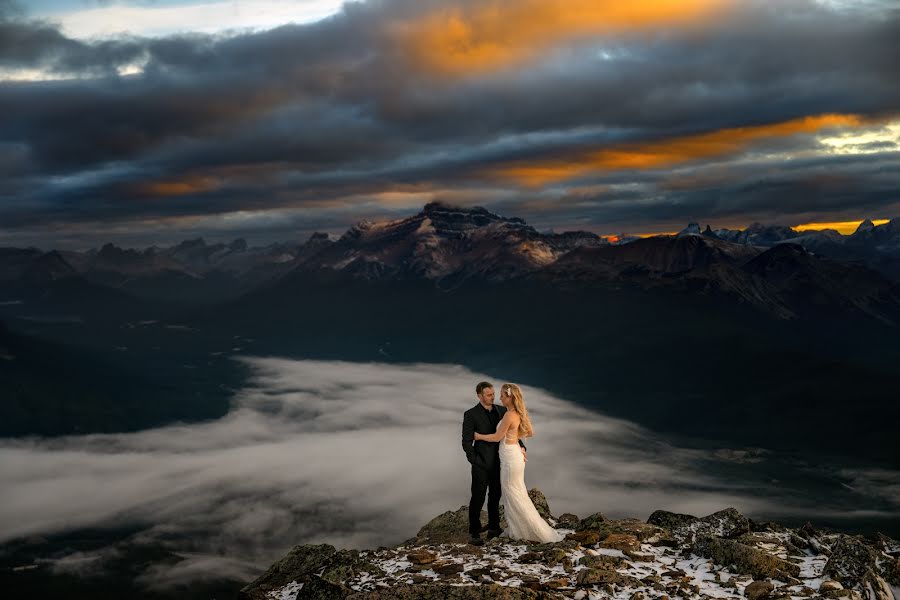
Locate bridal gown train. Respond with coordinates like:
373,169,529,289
497,424,564,543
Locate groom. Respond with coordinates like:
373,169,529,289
461,381,527,545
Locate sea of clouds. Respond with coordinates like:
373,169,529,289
1,356,897,589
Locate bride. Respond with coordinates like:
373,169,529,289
474,383,563,543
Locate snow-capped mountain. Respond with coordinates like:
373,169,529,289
285,201,607,284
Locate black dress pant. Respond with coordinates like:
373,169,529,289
469,461,501,535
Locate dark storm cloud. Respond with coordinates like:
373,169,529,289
543,149,900,231
1,0,899,245
0,18,146,73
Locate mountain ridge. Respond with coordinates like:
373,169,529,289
2,203,899,323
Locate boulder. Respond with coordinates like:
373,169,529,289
237,544,382,600
745,579,775,600
528,488,554,521
408,488,557,544
406,550,437,565
578,517,670,545
647,509,698,531
677,508,752,541
691,535,801,580
566,530,601,545
882,556,900,586
579,554,628,569
576,568,622,586
556,513,580,528
408,504,508,545
599,533,640,553
578,512,608,530
823,535,880,587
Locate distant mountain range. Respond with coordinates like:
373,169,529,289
2,201,898,323
3,202,900,462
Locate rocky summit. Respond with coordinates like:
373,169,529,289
237,489,900,600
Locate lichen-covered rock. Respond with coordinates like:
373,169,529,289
542,547,568,566
578,517,669,545
237,544,381,600
321,550,383,586
647,509,698,531
861,571,896,600
676,508,752,542
527,488,553,521
751,520,790,533
745,579,775,600
578,512,608,530
346,583,552,599
624,549,657,562
434,562,465,576
517,552,543,563
691,535,801,580
579,553,627,569
576,568,622,586
599,533,640,553
566,530,601,545
824,535,881,587
881,555,900,586
407,550,437,565
408,504,508,545
820,535,900,600
556,513,580,528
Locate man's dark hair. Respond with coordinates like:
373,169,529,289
476,381,493,396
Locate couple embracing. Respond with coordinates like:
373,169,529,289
461,381,563,546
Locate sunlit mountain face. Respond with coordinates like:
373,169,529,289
2,1,900,599
1,0,898,250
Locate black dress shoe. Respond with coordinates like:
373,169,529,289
468,535,484,546
485,528,503,539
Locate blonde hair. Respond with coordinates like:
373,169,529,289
502,383,533,438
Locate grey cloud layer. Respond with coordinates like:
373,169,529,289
1,0,899,244
2,356,894,589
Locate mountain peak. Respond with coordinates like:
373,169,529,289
308,232,332,241
174,238,206,250
97,242,141,259
228,238,248,252
677,222,702,237
702,224,719,239
421,201,528,227
24,250,77,282
855,219,875,234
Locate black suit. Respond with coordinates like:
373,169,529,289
461,402,527,535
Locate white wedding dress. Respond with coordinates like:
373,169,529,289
497,423,564,543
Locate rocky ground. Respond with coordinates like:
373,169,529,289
237,489,900,600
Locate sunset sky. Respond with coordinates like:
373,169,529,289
1,0,898,249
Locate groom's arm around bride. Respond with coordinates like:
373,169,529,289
461,407,527,470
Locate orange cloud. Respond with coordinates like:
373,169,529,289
794,219,890,234
135,176,221,198
387,0,729,76
483,113,869,187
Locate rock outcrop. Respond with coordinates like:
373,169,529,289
238,489,900,600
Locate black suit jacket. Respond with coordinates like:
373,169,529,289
462,403,527,471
